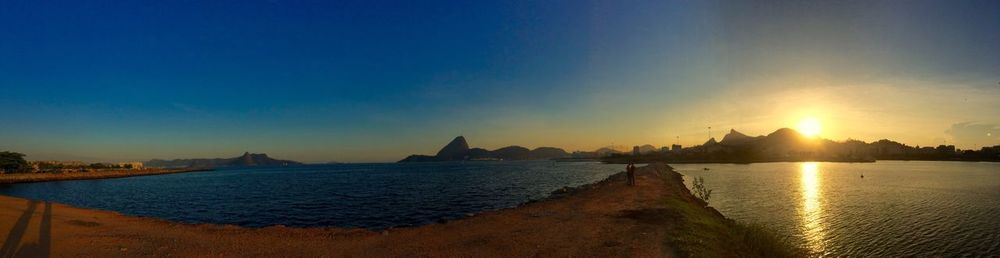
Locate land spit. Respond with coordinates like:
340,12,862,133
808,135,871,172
0,168,212,184
0,163,798,257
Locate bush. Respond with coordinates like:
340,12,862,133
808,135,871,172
692,176,712,202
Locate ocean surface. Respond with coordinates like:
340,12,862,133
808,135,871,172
674,161,1000,257
0,161,622,229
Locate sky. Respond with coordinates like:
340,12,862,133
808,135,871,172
1,0,998,163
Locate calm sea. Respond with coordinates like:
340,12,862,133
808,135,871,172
674,161,1000,257
0,161,622,230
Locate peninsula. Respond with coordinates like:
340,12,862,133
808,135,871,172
0,164,800,257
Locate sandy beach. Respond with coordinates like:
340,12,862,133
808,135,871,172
0,164,788,257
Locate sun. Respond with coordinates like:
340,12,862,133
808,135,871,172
797,117,822,137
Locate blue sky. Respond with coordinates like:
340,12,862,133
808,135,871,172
2,1,998,162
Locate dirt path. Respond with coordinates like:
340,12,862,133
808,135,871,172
0,164,682,257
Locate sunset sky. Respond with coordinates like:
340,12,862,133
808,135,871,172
2,1,998,162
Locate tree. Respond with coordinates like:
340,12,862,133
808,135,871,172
0,151,30,173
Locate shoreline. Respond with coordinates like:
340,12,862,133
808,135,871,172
0,163,800,257
0,168,214,184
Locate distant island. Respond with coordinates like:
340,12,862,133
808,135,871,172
399,136,571,162
604,128,1000,164
146,152,303,168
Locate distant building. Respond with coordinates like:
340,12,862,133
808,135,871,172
118,162,144,170
660,147,670,153
34,160,86,167
632,146,640,156
671,144,682,153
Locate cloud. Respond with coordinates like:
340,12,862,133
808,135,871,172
945,122,999,148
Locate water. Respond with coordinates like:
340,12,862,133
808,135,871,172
0,161,622,230
674,161,1000,257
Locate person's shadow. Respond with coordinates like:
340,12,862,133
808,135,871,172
0,200,52,258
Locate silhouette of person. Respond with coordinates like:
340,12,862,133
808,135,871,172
626,162,635,186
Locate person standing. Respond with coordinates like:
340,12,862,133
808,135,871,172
626,162,635,186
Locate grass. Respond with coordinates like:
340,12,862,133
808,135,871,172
656,169,807,258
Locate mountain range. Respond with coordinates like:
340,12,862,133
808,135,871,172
399,136,571,162
146,152,303,168
605,128,1000,163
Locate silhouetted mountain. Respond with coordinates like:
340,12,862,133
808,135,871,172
594,147,622,156
398,154,438,162
635,144,658,154
719,129,755,145
491,146,531,160
467,148,491,159
146,152,302,168
435,136,471,160
530,147,570,159
399,137,570,162
605,127,1000,163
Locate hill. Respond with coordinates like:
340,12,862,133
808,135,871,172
603,127,1000,163
399,137,570,162
719,129,755,145
146,152,303,168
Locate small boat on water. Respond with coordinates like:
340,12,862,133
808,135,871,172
703,167,710,171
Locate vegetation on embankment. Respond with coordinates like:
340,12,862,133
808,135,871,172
0,168,212,184
657,164,806,258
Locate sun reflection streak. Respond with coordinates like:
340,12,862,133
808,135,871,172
800,162,826,254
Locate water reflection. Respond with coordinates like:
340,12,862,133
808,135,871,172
800,162,825,254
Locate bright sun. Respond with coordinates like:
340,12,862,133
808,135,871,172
797,117,822,137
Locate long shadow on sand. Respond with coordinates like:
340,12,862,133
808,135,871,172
0,200,52,258
0,200,38,258
14,202,51,258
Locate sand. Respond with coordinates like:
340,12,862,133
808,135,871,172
0,163,693,257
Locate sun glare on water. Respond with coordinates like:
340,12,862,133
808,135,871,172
797,117,822,137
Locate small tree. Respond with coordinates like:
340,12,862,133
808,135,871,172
0,151,30,173
692,176,713,202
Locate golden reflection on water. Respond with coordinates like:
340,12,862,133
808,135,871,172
800,162,826,254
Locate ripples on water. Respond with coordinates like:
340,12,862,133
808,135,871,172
0,161,622,230
675,161,1000,257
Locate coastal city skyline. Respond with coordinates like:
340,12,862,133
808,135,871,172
3,1,998,162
